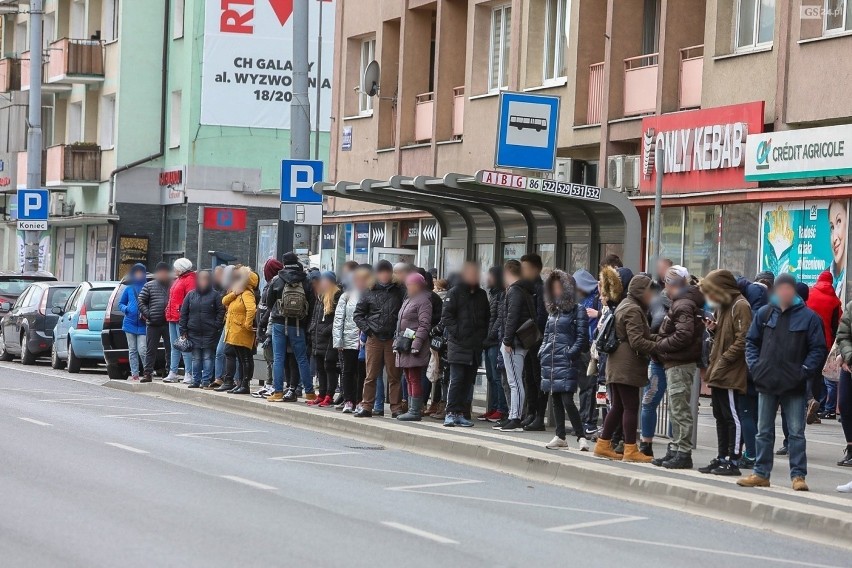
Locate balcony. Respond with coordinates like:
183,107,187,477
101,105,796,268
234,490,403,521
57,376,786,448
21,39,104,92
679,45,703,109
452,86,464,139
623,53,658,117
0,58,21,92
414,92,434,143
587,62,604,124
16,150,47,189
45,144,101,186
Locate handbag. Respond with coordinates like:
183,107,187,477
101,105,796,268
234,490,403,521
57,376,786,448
823,341,842,381
515,290,542,349
173,336,193,353
393,335,413,353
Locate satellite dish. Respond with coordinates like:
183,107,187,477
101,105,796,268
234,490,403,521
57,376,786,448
363,60,380,97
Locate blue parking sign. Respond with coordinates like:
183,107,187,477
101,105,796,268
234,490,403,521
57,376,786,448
495,92,561,172
281,159,323,204
17,189,49,221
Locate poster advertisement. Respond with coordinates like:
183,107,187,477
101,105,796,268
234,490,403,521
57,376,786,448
118,236,150,280
16,231,50,273
200,0,335,130
760,200,848,300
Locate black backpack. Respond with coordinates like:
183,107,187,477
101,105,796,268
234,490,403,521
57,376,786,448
595,310,620,354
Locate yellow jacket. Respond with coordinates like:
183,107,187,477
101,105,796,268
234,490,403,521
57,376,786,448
222,271,258,349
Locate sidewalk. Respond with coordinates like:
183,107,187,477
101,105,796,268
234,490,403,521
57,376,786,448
107,380,852,549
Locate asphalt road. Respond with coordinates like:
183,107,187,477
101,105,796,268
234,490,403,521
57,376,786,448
0,362,848,568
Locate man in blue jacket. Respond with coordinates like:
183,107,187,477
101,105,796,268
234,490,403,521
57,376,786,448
740,273,827,492
119,263,148,381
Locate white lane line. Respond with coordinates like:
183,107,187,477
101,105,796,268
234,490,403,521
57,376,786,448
387,480,484,492
270,451,359,460
220,475,277,491
381,522,458,545
18,417,51,426
42,396,122,402
546,516,646,533
568,531,845,568
105,442,149,454
103,412,185,418
177,430,266,437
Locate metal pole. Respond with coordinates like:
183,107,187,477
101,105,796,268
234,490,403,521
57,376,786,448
25,0,44,272
651,140,664,272
196,206,205,270
313,0,323,161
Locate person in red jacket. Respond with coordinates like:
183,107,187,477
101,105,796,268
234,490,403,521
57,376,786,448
806,269,842,421
164,257,197,383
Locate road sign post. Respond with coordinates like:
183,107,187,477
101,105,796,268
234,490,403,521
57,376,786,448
279,159,324,260
495,92,561,172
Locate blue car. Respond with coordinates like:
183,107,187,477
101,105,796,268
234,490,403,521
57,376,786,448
52,281,119,373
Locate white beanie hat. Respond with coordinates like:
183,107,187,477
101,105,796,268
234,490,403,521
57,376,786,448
173,257,193,274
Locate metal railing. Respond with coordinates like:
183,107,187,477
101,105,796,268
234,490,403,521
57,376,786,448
414,91,434,143
679,44,704,109
452,86,465,138
587,62,604,124
623,52,658,116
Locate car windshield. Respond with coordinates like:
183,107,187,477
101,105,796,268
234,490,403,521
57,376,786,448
47,287,75,310
85,289,114,312
0,279,44,297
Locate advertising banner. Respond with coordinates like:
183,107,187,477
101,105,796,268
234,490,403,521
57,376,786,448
201,0,335,130
746,124,852,181
759,200,848,300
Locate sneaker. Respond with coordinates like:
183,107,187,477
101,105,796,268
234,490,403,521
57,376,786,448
140,374,152,383
523,417,545,432
251,387,269,398
130,375,140,381
492,419,509,430
267,391,284,403
546,436,569,450
342,401,355,414
352,407,372,418
443,413,457,427
182,375,193,385
837,480,852,493
737,474,770,488
711,461,741,477
283,389,297,403
578,438,590,452
317,395,333,408
163,373,180,383
487,411,506,423
792,477,809,492
305,392,318,402
838,447,852,467
187,383,201,389
820,411,837,420
500,418,524,432
454,415,474,427
806,399,820,424
477,410,497,421
739,456,756,470
306,395,323,406
521,415,536,428
698,458,722,474
775,445,789,456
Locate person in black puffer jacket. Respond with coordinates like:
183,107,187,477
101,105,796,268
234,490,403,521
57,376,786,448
500,260,537,431
521,254,548,431
179,270,224,388
138,262,171,381
308,272,342,407
352,260,405,417
482,266,507,421
539,270,589,451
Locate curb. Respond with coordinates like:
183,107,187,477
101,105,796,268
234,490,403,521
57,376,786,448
106,380,852,550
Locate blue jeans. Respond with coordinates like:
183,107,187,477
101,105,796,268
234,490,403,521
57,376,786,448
484,345,507,413
191,346,215,387
739,393,759,458
125,332,147,377
272,323,311,393
168,322,192,375
755,391,807,480
375,370,385,412
215,329,241,381
640,361,667,439
821,377,838,413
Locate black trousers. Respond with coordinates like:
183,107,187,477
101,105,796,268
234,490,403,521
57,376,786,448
446,363,477,414
340,349,364,404
524,343,542,417
144,323,170,375
315,351,340,397
553,392,586,440
577,352,596,427
223,344,254,383
711,387,741,460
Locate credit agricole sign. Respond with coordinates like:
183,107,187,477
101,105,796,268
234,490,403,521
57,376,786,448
745,124,852,181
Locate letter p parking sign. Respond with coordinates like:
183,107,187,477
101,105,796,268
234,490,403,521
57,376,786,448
281,159,323,204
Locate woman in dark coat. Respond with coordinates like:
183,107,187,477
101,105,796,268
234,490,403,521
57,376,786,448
540,270,589,451
179,270,224,388
395,273,434,421
308,271,342,407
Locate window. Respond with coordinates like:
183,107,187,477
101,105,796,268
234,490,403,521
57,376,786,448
646,207,685,266
67,102,83,143
720,203,760,279
358,38,375,115
169,91,181,148
100,95,116,149
164,205,187,256
825,0,852,33
70,0,86,38
736,0,775,50
543,0,568,82
489,5,512,92
683,205,721,278
102,0,120,42
15,22,27,55
173,0,185,39
43,12,56,50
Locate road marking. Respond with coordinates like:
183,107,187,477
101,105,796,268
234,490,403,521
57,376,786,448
103,411,186,418
546,516,646,532
270,451,359,460
105,442,149,454
381,522,458,544
387,480,484,492
220,475,276,491
177,430,266,437
567,531,845,568
42,396,122,402
18,417,51,426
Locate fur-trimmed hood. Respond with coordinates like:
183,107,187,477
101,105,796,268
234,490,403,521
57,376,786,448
599,265,623,304
545,270,577,313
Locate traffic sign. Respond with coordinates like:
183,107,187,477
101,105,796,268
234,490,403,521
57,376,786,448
280,203,322,226
495,92,561,172
17,220,47,231
281,159,323,203
17,189,49,222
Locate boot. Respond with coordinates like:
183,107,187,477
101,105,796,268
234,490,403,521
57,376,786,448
622,443,653,463
652,443,677,467
233,377,251,395
593,439,622,460
227,377,242,394
423,401,440,416
639,441,654,458
215,380,235,392
523,416,546,431
397,397,423,421
662,451,693,470
431,401,447,421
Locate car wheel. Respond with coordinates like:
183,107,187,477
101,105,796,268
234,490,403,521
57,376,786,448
51,342,66,370
20,334,35,365
67,341,82,374
106,364,127,381
0,330,13,362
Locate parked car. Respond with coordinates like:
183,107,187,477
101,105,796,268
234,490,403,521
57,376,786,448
0,282,76,364
52,281,119,373
101,274,167,381
0,271,57,313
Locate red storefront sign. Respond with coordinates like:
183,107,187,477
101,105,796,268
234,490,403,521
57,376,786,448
203,207,247,231
159,169,183,186
639,101,765,194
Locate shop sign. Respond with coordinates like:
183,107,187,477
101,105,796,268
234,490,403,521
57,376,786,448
203,207,247,231
746,124,852,181
759,200,847,300
321,225,336,250
639,101,765,193
354,223,369,254
477,170,602,201
117,236,150,280
400,221,419,247
160,167,186,204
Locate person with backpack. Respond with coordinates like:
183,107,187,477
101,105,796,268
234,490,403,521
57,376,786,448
496,260,537,432
334,266,370,413
698,269,753,477
119,263,148,381
353,260,405,417
263,252,315,403
178,269,224,389
218,267,259,395
138,262,171,383
540,270,590,451
307,271,342,407
164,258,196,384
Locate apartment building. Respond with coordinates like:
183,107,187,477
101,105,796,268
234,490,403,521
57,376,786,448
326,0,852,300
0,0,334,279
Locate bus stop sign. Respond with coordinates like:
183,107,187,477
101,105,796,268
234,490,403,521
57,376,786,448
494,91,560,172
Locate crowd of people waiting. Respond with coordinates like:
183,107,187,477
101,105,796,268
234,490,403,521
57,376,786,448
121,251,852,494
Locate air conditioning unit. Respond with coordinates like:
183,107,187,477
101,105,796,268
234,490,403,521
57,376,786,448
554,158,572,182
49,192,65,216
623,155,640,191
607,155,640,193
